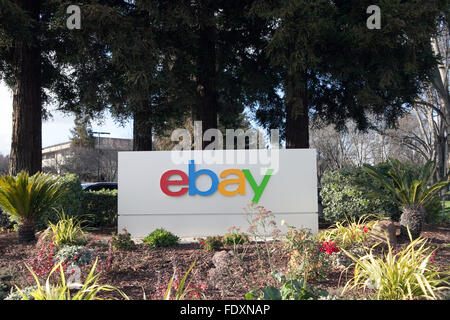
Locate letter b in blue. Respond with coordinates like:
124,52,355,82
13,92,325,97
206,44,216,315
188,160,219,196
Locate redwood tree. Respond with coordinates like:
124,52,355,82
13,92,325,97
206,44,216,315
6,0,42,175
0,1,131,172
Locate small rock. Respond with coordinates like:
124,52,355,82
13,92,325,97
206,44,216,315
211,250,235,268
370,220,399,247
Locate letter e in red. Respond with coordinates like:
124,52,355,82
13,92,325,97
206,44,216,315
160,170,189,196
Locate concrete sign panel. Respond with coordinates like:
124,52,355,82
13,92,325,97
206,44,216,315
118,149,318,237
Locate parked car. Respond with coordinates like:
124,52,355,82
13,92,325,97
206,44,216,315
81,182,118,192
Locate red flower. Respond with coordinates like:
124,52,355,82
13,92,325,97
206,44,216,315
363,226,369,233
351,234,355,239
319,240,339,255
430,258,435,263
200,241,205,246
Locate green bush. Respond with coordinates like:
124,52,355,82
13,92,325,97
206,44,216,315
4,174,118,230
0,210,16,231
112,229,136,250
55,245,93,268
222,232,249,246
424,197,446,225
44,210,86,246
284,227,331,282
245,270,330,300
0,172,68,243
199,236,223,252
342,235,450,299
5,286,37,300
0,281,8,300
316,214,379,250
34,174,84,230
320,164,401,224
143,228,179,248
82,189,117,228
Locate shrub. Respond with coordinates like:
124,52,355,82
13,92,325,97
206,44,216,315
112,229,136,251
244,203,281,272
199,236,223,252
342,232,450,300
13,260,127,300
245,271,329,300
55,245,93,268
222,232,249,246
0,282,8,300
0,209,16,231
25,174,83,230
35,174,84,230
424,197,446,225
43,210,86,246
82,189,117,228
363,159,449,239
28,235,114,280
143,228,179,248
283,227,331,282
317,239,339,255
320,164,401,224
317,214,380,250
6,173,83,231
5,286,38,300
0,171,67,243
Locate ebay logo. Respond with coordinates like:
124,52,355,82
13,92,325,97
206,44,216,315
160,160,273,203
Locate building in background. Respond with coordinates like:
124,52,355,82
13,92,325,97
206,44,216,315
42,137,132,182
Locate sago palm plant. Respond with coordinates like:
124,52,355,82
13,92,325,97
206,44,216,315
0,171,67,243
363,159,449,240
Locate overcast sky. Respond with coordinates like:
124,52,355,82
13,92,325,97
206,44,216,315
0,81,133,156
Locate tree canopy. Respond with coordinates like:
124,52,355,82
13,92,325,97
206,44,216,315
0,0,448,174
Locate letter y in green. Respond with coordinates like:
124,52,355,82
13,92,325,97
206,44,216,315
243,169,274,203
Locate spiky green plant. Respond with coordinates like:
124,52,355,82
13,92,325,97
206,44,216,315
363,159,449,239
164,259,205,300
45,210,86,246
317,214,382,249
342,231,449,300
0,171,67,243
16,258,128,300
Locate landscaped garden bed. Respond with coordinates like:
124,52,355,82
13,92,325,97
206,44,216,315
0,160,449,300
0,223,448,300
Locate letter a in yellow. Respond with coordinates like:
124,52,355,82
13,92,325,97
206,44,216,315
218,169,246,196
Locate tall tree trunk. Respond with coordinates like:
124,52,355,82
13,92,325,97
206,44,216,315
9,0,42,175
285,72,309,148
195,1,218,149
133,106,153,151
431,36,449,195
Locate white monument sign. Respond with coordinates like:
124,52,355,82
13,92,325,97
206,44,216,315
118,149,318,237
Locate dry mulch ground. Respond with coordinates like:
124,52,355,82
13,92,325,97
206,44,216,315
0,224,448,300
